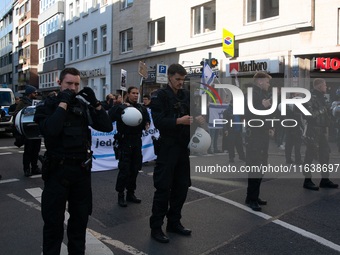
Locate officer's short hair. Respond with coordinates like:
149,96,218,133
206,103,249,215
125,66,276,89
253,72,272,85
168,63,187,76
59,68,80,82
313,78,326,88
127,86,138,94
143,94,151,100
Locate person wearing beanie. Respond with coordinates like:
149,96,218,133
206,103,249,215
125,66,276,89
14,85,42,177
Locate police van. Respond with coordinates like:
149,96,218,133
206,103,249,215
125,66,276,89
0,85,15,132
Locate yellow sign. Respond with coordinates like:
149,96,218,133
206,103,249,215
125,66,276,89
223,29,234,57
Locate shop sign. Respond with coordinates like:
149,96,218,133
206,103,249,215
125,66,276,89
230,60,268,73
80,68,105,78
184,65,219,78
226,58,282,77
315,57,340,70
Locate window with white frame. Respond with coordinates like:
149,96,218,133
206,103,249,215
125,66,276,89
83,0,88,14
26,0,30,12
39,71,60,88
93,0,98,8
39,42,64,64
92,29,97,54
121,0,133,9
192,1,216,35
19,27,24,37
76,0,80,18
69,3,73,21
149,18,165,46
101,26,107,52
69,40,73,61
75,37,79,59
101,0,108,6
120,29,133,53
39,14,64,38
20,5,25,15
26,23,30,35
83,33,88,57
247,0,279,23
25,47,30,58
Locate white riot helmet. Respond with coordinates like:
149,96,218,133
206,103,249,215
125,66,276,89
121,107,143,127
332,105,340,119
188,127,211,153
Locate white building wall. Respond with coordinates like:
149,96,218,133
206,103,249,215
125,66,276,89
65,0,112,100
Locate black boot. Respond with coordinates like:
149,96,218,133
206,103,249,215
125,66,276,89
303,178,319,190
126,192,141,203
118,192,127,207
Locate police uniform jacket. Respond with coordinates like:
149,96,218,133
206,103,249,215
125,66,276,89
304,89,331,133
34,95,113,159
150,84,198,146
245,85,274,131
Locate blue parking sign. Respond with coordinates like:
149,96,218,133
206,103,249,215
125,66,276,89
159,65,166,74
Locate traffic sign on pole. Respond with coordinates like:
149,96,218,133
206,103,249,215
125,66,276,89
156,64,168,84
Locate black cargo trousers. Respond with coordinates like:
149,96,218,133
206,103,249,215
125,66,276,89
42,159,92,255
115,136,143,194
149,136,191,229
245,129,269,202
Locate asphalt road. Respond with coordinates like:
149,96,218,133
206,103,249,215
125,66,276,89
1,132,340,255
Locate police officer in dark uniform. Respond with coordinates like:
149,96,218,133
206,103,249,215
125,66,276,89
108,86,150,207
149,63,205,243
34,67,113,255
244,72,275,211
303,78,338,190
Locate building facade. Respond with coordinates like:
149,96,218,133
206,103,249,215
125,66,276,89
109,0,340,103
64,0,113,101
37,0,66,97
15,0,40,94
0,1,14,90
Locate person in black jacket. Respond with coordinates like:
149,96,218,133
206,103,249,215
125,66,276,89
149,63,205,243
244,72,274,211
223,99,245,163
101,94,115,110
34,67,113,255
108,86,150,207
302,78,338,190
14,85,42,176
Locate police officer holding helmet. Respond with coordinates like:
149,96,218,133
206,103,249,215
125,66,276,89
34,67,113,255
108,86,150,207
149,63,205,243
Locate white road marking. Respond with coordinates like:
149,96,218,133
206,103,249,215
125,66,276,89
0,178,20,184
0,152,12,155
7,193,41,211
190,186,340,252
88,229,148,255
